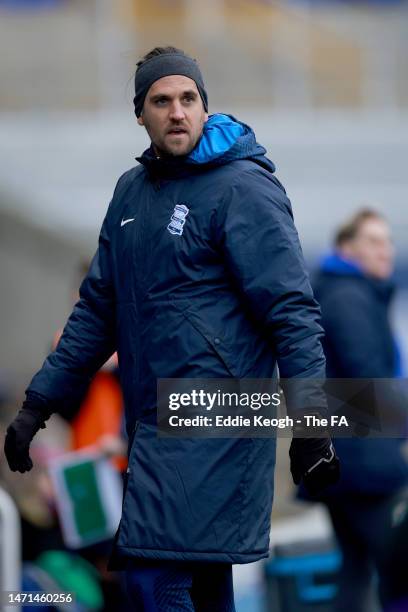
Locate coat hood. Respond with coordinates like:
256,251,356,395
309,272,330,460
137,113,276,177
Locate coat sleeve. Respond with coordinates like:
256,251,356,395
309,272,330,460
215,166,327,412
26,204,117,412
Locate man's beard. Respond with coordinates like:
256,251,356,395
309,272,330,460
152,126,204,159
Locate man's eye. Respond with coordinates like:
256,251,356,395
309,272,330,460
184,96,194,102
155,99,167,105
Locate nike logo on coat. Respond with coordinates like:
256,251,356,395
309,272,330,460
121,218,135,227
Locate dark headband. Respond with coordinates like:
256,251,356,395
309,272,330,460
133,53,208,117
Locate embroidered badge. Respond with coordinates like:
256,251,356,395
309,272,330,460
167,203,190,236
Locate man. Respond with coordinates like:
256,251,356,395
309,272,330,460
311,209,408,611
5,47,339,610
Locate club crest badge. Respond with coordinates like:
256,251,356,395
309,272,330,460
167,203,190,236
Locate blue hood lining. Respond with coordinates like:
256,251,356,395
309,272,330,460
188,114,246,164
187,114,274,173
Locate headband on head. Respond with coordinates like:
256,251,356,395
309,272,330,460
133,53,208,117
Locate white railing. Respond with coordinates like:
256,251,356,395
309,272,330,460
0,486,21,612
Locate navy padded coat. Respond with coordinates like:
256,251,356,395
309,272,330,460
27,114,326,565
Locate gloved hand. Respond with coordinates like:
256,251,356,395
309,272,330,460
289,436,340,496
4,394,52,473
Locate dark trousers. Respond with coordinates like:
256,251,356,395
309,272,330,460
326,493,404,612
124,561,236,612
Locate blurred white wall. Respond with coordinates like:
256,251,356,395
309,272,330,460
0,109,407,254
1,109,407,385
1,0,407,388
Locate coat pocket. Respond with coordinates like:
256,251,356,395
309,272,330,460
180,308,239,378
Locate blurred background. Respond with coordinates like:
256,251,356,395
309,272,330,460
0,0,407,611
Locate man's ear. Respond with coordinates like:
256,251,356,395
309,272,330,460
137,114,144,126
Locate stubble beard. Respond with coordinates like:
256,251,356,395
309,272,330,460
152,123,204,159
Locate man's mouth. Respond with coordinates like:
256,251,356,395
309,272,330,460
167,127,188,136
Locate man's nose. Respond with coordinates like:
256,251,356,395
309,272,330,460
169,101,186,121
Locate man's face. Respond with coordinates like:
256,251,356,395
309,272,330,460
137,75,208,157
341,217,394,280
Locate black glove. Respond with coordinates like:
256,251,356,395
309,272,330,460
289,436,340,496
4,394,52,473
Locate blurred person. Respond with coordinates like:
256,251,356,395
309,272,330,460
4,46,339,611
309,209,408,611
